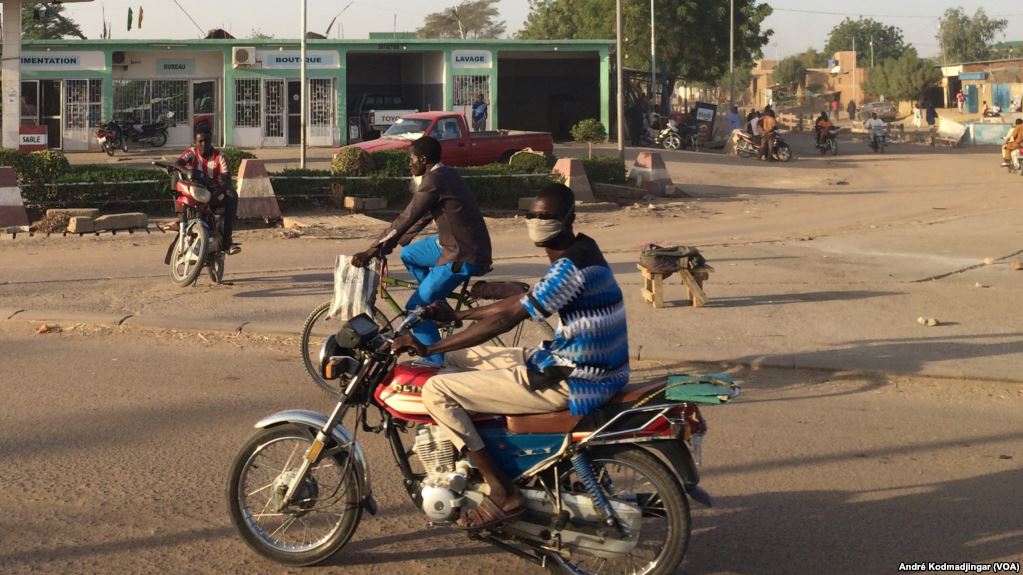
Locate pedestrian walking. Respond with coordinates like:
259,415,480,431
956,89,966,114
847,100,857,122
831,99,840,121
912,102,922,129
926,102,937,127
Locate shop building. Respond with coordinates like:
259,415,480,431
12,36,610,152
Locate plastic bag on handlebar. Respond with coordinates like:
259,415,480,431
326,254,379,322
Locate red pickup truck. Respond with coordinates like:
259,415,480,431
337,111,554,166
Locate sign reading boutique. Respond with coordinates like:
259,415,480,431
256,50,339,69
21,51,106,71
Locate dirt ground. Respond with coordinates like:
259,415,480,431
2,135,1023,573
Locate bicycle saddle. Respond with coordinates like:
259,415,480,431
470,280,530,300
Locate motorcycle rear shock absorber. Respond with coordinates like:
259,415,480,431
571,452,625,536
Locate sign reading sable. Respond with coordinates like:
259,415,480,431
451,49,492,69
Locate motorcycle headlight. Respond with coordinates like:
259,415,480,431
188,184,211,204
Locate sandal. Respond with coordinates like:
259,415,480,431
455,495,526,531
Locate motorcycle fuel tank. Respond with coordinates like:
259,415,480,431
373,363,507,425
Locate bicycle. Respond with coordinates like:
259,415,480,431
300,258,556,396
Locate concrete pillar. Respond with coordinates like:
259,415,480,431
2,1,23,149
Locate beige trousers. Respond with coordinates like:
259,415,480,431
421,346,570,452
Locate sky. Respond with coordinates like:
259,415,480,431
61,1,1023,60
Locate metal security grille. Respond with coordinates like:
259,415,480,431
65,79,90,131
234,78,261,128
453,75,489,106
309,78,333,134
264,78,285,139
113,80,188,124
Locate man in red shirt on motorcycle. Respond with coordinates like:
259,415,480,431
176,130,241,255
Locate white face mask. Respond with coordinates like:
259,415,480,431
525,218,564,245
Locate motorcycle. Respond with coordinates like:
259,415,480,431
95,121,128,156
868,126,887,153
226,306,739,573
1007,145,1023,176
655,121,701,151
154,160,227,286
124,111,175,148
814,126,840,155
733,129,793,162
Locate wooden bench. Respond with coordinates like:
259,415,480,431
638,263,713,308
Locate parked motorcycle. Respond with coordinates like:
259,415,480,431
655,121,701,151
868,126,887,153
733,130,793,162
814,126,840,155
226,306,739,573
154,160,227,286
125,111,175,148
95,121,128,156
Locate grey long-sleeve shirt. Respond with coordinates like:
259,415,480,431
375,165,493,269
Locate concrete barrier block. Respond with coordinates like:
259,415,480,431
67,216,96,234
94,213,148,231
46,208,100,218
237,159,283,220
553,158,595,201
343,196,387,211
0,167,29,227
628,152,673,197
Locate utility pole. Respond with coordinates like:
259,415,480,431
616,0,625,161
852,36,858,109
300,0,307,169
729,0,735,107
870,38,874,68
650,0,656,113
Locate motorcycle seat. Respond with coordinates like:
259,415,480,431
504,379,664,434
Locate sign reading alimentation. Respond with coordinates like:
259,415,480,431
451,50,492,69
21,51,106,71
257,50,339,69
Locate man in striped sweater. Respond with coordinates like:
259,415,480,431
393,182,629,530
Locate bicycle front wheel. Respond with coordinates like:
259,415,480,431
300,301,390,396
492,317,556,349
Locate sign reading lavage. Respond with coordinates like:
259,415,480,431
21,51,106,71
451,49,492,69
156,58,196,76
256,50,339,69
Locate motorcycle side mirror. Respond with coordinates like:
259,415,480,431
166,111,175,119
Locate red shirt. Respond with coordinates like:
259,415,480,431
178,146,230,181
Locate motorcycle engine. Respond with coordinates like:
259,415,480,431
413,425,470,522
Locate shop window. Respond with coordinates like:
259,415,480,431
453,75,489,107
235,78,261,128
113,79,188,124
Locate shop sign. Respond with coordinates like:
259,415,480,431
156,58,195,76
21,51,106,71
451,50,492,69
257,50,339,69
19,126,48,152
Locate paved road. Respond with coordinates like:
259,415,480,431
1,322,1020,574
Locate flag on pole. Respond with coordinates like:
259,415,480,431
139,7,144,28
102,3,107,38
127,7,133,31
102,20,107,38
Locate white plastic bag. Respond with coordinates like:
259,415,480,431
326,254,379,321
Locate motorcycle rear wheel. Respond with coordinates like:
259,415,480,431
103,142,115,156
226,424,362,566
774,144,793,162
548,449,691,575
661,133,681,151
170,222,208,287
152,131,168,148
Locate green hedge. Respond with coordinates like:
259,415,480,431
22,166,172,214
367,150,411,177
221,147,256,174
581,156,627,185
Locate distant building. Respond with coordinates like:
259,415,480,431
939,58,1023,114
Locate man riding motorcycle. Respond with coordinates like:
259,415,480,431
392,182,629,531
815,111,832,145
175,130,240,255
352,136,492,366
1001,118,1023,168
864,112,887,149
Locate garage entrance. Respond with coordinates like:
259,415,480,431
346,51,444,139
497,51,600,139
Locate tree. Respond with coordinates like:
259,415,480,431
21,4,86,40
795,48,829,69
824,18,906,65
772,56,806,91
863,50,940,104
570,118,607,158
249,29,274,39
937,7,1008,64
417,0,506,39
519,0,773,112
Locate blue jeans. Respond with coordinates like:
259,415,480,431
400,237,483,364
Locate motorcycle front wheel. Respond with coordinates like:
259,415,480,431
549,449,691,575
103,142,115,156
661,133,681,151
170,221,208,287
227,424,362,566
831,139,839,155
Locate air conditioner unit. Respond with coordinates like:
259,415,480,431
112,51,126,65
232,47,256,68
